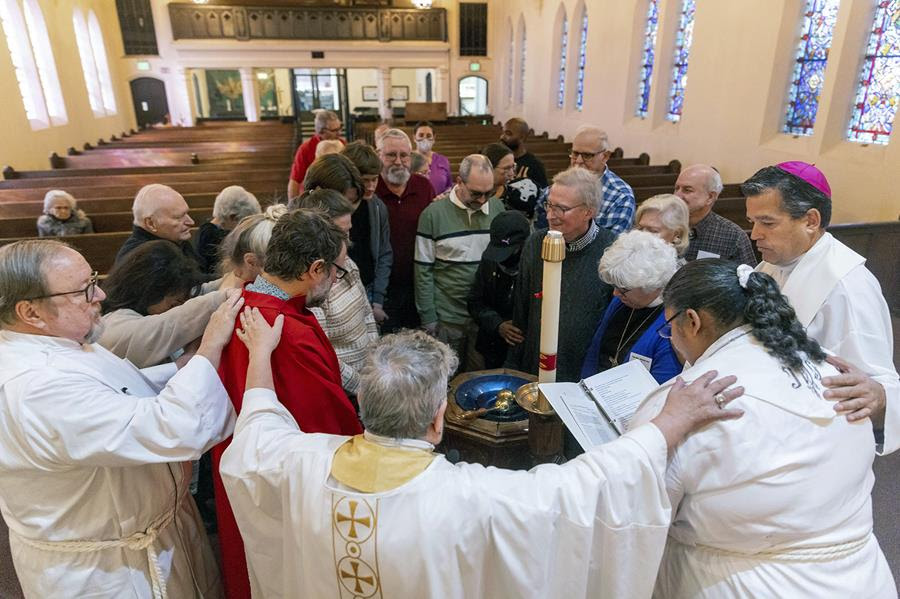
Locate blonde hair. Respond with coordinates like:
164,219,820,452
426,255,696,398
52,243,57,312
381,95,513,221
218,204,287,273
635,194,690,256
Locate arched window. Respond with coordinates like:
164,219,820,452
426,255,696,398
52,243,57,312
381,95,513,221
575,9,588,111
636,0,660,118
0,0,66,129
23,0,66,125
556,13,568,109
74,9,116,117
506,20,514,105
783,0,840,136
517,17,526,104
667,0,696,122
847,0,900,145
88,11,117,115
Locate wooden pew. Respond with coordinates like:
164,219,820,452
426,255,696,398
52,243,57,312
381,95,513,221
0,232,131,274
0,208,213,238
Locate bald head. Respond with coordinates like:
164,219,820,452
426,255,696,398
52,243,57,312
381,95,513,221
132,184,194,243
674,164,723,225
570,126,612,174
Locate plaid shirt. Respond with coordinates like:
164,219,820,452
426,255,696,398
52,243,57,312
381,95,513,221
685,210,758,266
534,167,636,234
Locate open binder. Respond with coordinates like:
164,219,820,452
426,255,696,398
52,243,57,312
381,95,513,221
539,360,660,450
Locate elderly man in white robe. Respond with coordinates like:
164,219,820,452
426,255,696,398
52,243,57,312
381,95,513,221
743,162,899,454
221,309,744,599
631,260,896,598
0,239,240,598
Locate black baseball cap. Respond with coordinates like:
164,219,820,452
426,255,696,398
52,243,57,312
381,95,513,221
482,211,531,263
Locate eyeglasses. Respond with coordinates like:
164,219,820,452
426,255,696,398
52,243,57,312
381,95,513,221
382,152,410,162
570,150,604,162
25,271,99,304
333,263,349,280
615,286,632,296
324,126,342,134
542,199,584,215
463,183,493,201
657,310,683,339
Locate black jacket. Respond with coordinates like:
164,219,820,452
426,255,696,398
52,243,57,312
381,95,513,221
467,257,519,368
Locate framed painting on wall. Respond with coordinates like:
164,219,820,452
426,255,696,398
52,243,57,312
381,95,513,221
390,85,409,101
362,85,378,101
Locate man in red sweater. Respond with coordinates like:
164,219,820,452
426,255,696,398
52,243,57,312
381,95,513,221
375,128,435,332
213,209,362,598
287,109,344,200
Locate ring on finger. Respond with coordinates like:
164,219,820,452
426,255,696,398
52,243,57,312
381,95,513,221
714,393,726,409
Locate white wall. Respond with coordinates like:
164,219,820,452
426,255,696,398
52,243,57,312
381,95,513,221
489,0,900,224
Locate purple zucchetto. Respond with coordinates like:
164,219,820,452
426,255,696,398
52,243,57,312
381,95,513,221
775,161,831,199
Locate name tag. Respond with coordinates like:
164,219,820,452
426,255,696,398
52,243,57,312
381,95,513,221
629,352,653,372
697,249,720,260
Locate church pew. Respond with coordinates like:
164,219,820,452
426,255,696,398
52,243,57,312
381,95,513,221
0,208,213,238
0,167,287,191
53,149,292,170
0,232,131,274
0,191,248,219
8,160,291,181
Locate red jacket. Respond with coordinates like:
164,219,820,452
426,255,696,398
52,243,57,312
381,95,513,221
212,287,362,598
289,134,347,185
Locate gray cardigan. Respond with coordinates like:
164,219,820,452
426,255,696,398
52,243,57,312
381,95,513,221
367,196,393,305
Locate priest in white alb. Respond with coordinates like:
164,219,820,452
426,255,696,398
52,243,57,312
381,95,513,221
220,308,744,599
0,240,240,597
743,162,899,454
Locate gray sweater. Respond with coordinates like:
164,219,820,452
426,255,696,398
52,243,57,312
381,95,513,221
504,227,614,383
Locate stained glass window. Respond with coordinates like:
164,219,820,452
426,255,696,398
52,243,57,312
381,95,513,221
636,0,660,118
667,0,696,122
557,15,568,109
847,0,900,145
783,0,841,136
575,11,588,111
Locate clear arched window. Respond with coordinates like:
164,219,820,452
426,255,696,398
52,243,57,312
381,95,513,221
783,0,840,136
575,9,588,111
23,0,66,125
556,13,568,109
667,0,696,122
88,10,116,115
517,18,526,104
0,0,67,129
847,0,900,145
636,0,660,118
74,9,116,117
73,9,102,116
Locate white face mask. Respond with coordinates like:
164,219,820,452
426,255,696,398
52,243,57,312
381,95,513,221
416,139,434,153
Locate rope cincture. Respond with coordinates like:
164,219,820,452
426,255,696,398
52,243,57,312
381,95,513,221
694,531,871,563
9,504,177,599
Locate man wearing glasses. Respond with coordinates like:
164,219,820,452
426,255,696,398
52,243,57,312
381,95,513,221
0,239,241,597
414,155,505,372
212,208,363,599
287,109,345,200
375,128,436,333
535,125,636,235
506,167,616,405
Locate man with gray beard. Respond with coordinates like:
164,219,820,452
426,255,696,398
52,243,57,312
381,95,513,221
0,239,239,597
375,128,436,332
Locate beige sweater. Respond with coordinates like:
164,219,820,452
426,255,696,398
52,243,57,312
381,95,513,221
99,290,226,368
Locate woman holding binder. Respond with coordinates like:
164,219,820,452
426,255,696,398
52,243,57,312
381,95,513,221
632,259,895,598
581,230,682,384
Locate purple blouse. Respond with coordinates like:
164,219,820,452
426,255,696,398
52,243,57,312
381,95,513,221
427,152,453,195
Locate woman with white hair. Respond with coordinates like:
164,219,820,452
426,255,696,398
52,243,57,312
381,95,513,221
36,190,93,236
196,185,262,273
581,229,682,384
634,193,690,258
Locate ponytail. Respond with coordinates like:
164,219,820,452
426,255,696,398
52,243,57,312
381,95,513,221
741,271,825,371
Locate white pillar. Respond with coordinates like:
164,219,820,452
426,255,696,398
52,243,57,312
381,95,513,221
377,67,392,122
436,66,450,113
239,67,259,122
174,67,195,127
